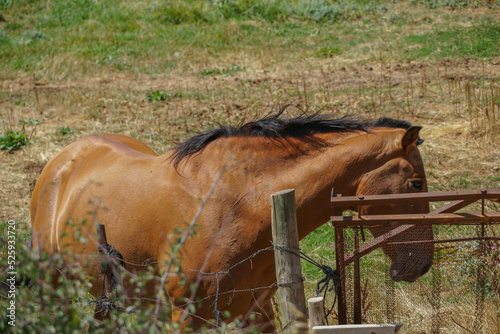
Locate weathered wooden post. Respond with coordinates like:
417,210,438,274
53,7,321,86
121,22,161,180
97,224,114,295
308,296,326,332
97,224,124,295
271,189,308,333
95,223,127,320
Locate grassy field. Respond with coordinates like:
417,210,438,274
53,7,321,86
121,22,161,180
1,0,500,332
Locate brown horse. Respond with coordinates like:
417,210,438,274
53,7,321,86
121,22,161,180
30,110,433,331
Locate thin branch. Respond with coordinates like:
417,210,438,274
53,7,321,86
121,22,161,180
451,316,475,334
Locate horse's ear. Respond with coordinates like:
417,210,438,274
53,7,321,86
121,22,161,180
402,126,422,150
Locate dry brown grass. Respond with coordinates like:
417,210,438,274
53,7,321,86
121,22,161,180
1,35,499,333
1,56,499,223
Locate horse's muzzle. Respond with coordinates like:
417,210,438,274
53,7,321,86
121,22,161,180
390,260,432,282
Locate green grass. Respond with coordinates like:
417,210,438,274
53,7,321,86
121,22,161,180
56,125,74,136
410,0,498,8
405,20,500,59
300,224,337,281
448,172,500,190
154,0,389,25
2,0,498,79
200,65,248,76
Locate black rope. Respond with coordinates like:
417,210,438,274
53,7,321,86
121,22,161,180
272,242,340,325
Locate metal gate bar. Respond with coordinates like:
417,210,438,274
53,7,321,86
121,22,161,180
330,212,500,227
330,189,500,208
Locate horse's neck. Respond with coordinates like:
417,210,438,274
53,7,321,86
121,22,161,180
175,133,382,240
279,135,380,238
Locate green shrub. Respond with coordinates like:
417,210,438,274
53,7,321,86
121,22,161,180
0,219,255,333
0,119,38,152
147,90,177,102
0,130,28,151
200,64,248,76
57,126,74,136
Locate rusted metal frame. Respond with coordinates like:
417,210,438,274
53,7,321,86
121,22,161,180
432,199,476,214
332,193,488,266
387,236,500,246
330,189,500,207
342,224,415,266
331,212,500,227
339,200,476,266
335,226,347,325
353,228,362,324
340,220,500,266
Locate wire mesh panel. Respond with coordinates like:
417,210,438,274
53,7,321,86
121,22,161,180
344,229,354,324
384,253,396,324
335,225,500,333
430,249,442,334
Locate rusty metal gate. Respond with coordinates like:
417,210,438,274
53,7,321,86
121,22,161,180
330,189,500,333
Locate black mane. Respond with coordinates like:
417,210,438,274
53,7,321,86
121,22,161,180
367,117,412,129
171,108,417,167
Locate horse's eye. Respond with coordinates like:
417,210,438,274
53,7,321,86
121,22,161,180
410,180,424,191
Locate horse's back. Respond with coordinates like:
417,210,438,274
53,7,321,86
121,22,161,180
30,134,160,253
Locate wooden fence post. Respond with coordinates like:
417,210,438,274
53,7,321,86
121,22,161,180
271,189,308,333
97,224,124,294
96,224,125,308
308,296,326,332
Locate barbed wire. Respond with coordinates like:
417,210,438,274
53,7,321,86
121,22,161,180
87,242,337,330
4,238,336,331
272,242,340,324
6,232,500,333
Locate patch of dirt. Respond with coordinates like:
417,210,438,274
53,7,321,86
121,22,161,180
0,60,498,95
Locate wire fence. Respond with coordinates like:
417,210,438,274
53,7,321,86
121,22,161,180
3,214,500,332
338,223,500,334
85,224,500,333
87,242,341,332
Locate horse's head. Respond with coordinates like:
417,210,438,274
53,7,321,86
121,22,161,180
356,125,433,282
